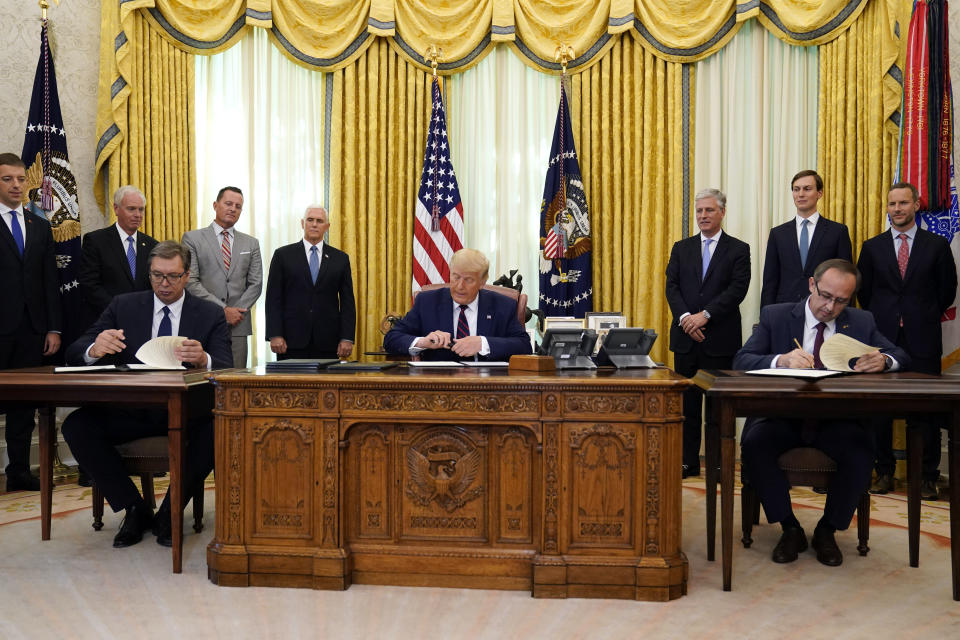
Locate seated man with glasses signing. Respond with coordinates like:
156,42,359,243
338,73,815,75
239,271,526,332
733,259,909,568
62,241,232,549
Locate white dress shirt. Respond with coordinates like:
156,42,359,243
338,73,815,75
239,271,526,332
796,211,820,245
0,204,26,243
115,222,137,249
890,223,917,256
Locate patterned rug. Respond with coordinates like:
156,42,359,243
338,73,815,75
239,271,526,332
0,475,951,545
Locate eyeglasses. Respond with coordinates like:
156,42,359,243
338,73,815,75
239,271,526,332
149,271,185,284
815,283,850,307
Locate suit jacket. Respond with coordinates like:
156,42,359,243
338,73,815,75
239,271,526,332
760,217,852,306
182,224,263,337
665,231,751,357
66,290,233,369
78,225,158,329
857,227,957,361
0,208,61,337
732,300,910,371
383,288,532,361
265,241,356,352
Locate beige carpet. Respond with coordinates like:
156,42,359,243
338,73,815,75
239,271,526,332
0,480,957,639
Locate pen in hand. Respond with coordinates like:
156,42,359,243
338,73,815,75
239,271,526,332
792,338,814,369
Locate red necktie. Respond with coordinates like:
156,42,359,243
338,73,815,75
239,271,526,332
221,231,231,270
812,322,826,369
456,304,469,339
897,233,909,279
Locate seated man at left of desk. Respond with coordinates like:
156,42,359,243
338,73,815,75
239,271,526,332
733,259,909,567
384,248,532,361
62,241,232,548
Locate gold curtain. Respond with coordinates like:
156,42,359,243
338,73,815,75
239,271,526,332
570,36,689,364
327,40,432,356
817,0,903,253
95,8,195,241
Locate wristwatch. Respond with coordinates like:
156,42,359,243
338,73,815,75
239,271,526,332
702,310,711,320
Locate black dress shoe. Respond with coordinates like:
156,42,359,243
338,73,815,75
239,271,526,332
77,469,92,488
113,503,154,548
772,527,808,563
5,472,40,492
811,529,843,566
152,498,173,547
682,464,700,479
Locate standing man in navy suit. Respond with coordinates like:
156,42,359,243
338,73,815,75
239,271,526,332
266,206,355,360
384,248,532,361
62,241,232,548
0,153,62,491
78,185,158,331
665,188,751,478
857,182,957,500
760,170,852,307
735,259,909,567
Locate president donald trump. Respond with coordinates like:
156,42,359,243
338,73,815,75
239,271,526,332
384,249,531,361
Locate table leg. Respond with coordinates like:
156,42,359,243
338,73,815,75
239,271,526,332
720,402,735,592
38,406,54,541
950,410,959,601
704,395,719,562
168,393,185,574
907,423,922,568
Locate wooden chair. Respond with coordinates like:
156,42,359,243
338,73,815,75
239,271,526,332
414,283,528,325
741,446,871,556
91,436,204,534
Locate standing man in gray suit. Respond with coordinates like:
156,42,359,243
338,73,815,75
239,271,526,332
182,186,262,367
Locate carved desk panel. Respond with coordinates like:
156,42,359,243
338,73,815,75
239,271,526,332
208,368,688,600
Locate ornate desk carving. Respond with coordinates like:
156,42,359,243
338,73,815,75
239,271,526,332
208,368,688,600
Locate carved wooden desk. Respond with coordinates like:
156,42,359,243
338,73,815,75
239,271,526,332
207,367,689,600
0,367,214,574
692,370,960,600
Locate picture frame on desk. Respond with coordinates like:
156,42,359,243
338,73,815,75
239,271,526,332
542,316,585,333
585,312,627,354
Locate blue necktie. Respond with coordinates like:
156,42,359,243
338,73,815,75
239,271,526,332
799,219,810,268
158,306,171,337
9,211,24,256
309,246,320,284
701,237,713,279
126,236,136,279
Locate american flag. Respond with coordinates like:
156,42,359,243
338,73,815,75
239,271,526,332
412,76,464,291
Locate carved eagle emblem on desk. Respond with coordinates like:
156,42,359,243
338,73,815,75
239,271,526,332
405,445,483,513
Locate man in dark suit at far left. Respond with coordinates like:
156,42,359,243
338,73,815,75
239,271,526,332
78,185,158,330
0,152,62,492
665,187,751,478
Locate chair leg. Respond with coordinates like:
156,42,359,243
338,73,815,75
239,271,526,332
857,491,870,556
192,485,204,533
92,485,105,531
741,484,756,548
140,474,155,509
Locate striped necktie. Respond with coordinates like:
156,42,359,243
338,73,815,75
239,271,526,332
221,230,231,270
456,304,470,339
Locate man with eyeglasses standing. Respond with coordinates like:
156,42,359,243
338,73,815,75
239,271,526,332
857,182,957,500
734,259,908,567
61,241,232,549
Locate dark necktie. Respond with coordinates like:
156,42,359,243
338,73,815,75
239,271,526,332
456,304,469,339
9,211,24,256
126,236,136,279
812,321,826,369
799,219,810,268
158,306,172,337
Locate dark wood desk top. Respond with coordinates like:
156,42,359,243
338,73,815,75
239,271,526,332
0,366,213,392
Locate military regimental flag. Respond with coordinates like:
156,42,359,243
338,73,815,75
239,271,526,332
412,76,464,291
538,79,592,316
21,20,83,352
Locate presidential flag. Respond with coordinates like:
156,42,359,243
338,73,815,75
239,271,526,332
412,76,464,291
21,20,83,352
538,79,593,317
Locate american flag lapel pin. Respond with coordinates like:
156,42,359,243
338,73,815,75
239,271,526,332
486,314,492,320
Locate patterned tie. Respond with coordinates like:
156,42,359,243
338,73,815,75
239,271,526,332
701,237,713,279
456,304,470,339
309,245,320,284
158,306,172,337
221,230,231,270
9,211,24,256
812,321,826,369
126,236,136,279
799,219,810,268
897,232,909,279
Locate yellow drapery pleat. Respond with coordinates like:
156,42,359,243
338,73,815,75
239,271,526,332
571,36,688,365
328,40,432,356
100,11,195,242
817,0,901,253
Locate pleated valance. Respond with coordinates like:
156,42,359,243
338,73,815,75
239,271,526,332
120,0,880,73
